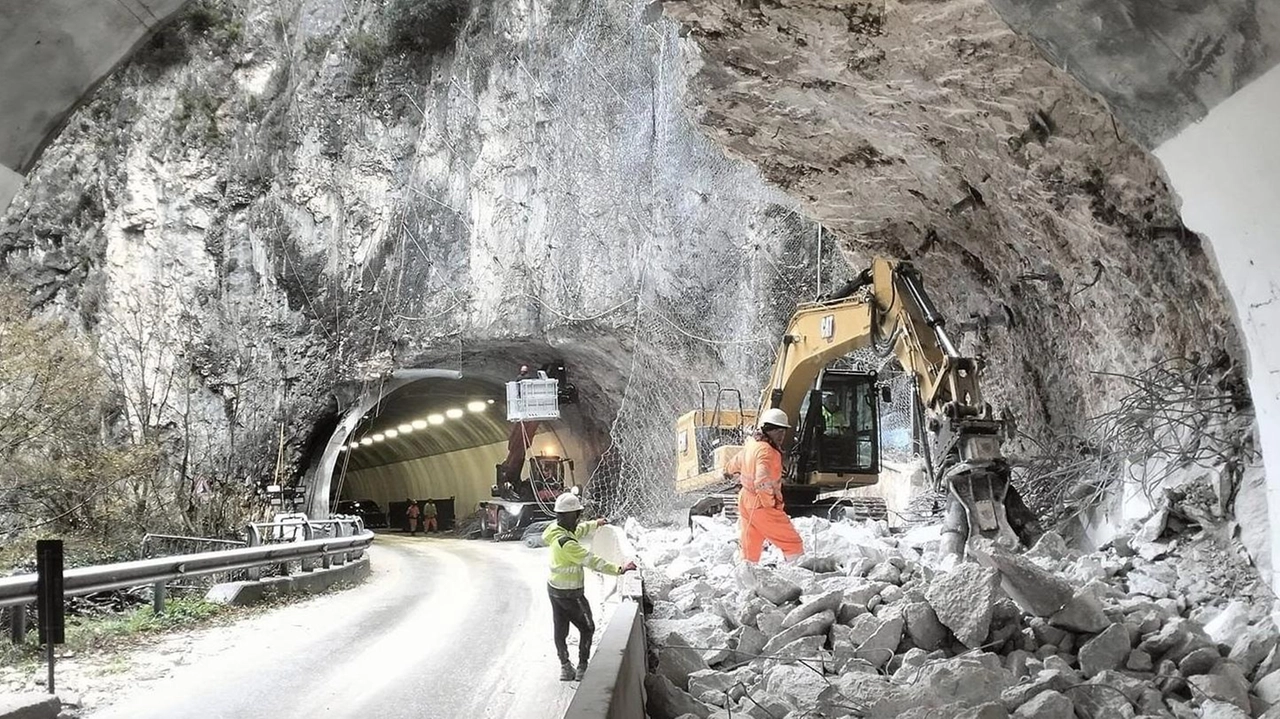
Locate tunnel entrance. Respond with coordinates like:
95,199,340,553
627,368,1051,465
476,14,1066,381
304,357,612,526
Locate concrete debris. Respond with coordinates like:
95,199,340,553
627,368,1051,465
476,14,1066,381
633,508,1276,719
926,563,999,648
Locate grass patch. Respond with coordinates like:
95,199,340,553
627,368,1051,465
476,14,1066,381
0,598,227,668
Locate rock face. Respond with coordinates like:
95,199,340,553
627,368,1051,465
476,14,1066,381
660,0,1246,475
0,0,829,516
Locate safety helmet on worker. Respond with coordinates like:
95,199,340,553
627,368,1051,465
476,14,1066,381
554,492,584,513
759,408,790,429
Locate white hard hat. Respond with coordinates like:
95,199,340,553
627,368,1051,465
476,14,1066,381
554,493,584,513
759,408,790,429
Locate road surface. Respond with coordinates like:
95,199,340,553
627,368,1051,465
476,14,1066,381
87,535,601,719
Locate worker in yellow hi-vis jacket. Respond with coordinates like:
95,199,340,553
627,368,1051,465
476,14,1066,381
542,493,635,682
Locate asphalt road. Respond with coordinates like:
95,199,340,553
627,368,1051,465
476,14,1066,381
88,535,585,719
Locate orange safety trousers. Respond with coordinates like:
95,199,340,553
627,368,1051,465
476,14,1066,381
738,488,804,563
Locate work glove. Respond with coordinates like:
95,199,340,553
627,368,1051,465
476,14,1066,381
621,561,637,572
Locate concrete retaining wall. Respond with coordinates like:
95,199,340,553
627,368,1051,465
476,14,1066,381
205,556,371,606
563,600,646,719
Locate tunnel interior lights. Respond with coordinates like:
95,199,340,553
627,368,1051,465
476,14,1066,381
398,424,414,433
360,437,374,446
428,414,445,425
446,408,464,419
348,442,360,450
372,433,386,442
487,399,496,404
385,429,399,438
467,401,487,412
412,419,428,430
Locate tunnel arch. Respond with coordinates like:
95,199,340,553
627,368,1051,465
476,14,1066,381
303,344,621,520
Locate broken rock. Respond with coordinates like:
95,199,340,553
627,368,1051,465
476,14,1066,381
645,674,714,719
1048,589,1109,634
1078,624,1130,679
926,564,999,649
1200,701,1251,719
905,601,949,651
854,612,905,669
780,590,843,630
658,634,710,690
1188,663,1250,712
754,570,802,606
1011,690,1073,719
970,538,1074,617
1204,601,1251,648
760,610,835,655
764,664,829,709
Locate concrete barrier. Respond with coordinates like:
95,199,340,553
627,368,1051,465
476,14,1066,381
563,600,646,719
0,693,59,719
205,556,371,606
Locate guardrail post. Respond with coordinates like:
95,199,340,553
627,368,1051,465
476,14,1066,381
152,581,167,614
300,522,316,573
332,522,347,567
8,605,26,644
245,524,262,581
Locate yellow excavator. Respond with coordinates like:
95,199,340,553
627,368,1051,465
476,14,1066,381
675,257,1040,560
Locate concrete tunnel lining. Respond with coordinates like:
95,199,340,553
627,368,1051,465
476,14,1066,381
305,357,617,521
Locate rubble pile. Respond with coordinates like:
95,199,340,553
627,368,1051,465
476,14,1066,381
628,499,1277,719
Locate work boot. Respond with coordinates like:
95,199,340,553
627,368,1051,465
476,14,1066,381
559,661,576,681
575,661,588,681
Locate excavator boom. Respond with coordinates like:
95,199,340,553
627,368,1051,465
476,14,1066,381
675,257,1039,560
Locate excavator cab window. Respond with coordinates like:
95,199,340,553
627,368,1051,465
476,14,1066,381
798,370,880,476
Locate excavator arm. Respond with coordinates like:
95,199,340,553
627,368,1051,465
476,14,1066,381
675,256,1039,560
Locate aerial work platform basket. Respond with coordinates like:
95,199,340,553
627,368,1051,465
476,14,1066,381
506,373,561,421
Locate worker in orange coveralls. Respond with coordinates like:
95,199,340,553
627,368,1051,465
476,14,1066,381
729,408,804,570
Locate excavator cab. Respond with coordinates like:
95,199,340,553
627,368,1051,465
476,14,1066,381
792,369,881,484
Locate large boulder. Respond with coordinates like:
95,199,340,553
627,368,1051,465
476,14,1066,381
926,564,999,648
1078,624,1130,679
969,538,1075,617
854,611,905,669
658,634,710,690
645,674,714,719
905,601,949,651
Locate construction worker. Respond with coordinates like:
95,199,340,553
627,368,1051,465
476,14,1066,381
405,499,420,535
543,492,635,682
821,392,848,435
423,499,438,533
737,408,804,569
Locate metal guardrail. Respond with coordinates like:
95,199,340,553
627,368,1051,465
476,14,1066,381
2,517,373,643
